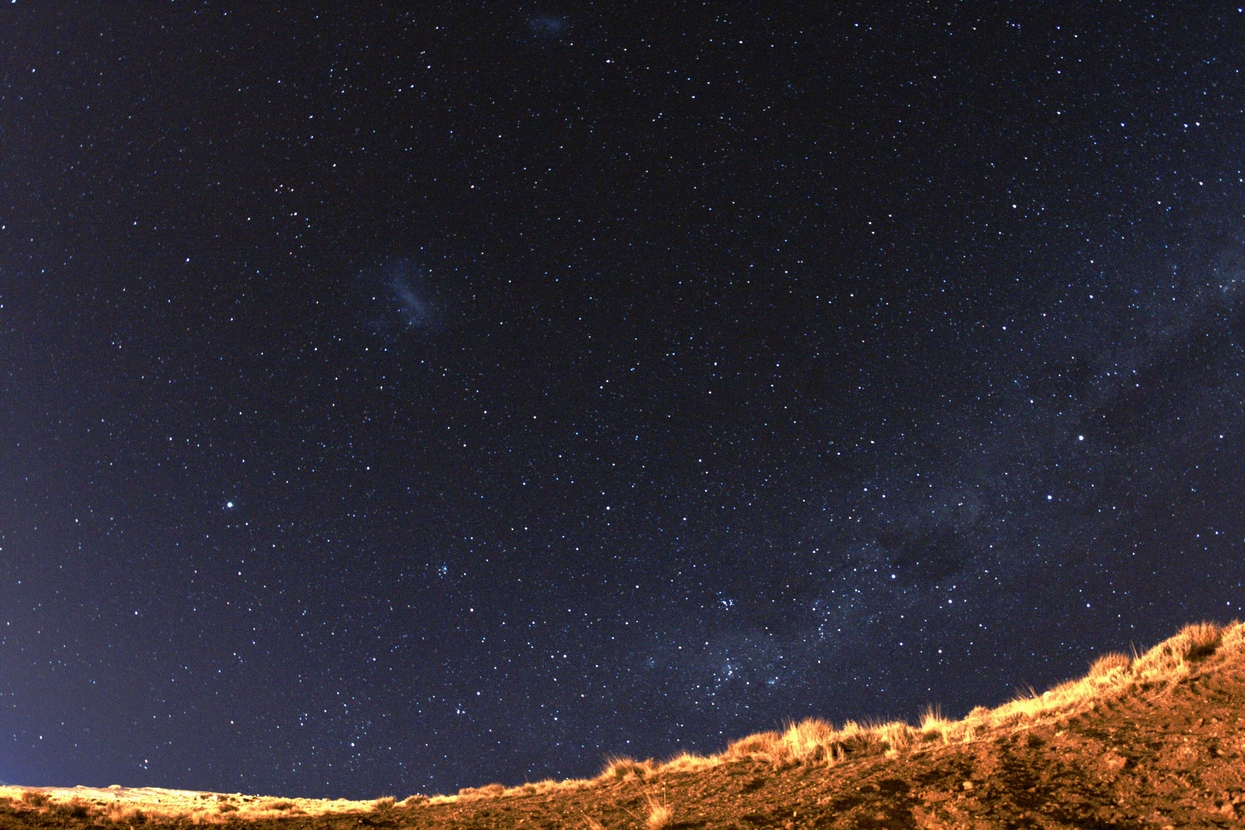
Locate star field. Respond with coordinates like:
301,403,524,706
1,2,1245,799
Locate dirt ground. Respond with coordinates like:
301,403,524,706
4,622,1245,829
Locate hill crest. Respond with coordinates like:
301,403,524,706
4,619,1244,828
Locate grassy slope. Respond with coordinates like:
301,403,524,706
3,619,1244,828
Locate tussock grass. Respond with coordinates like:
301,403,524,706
1133,620,1222,673
260,798,298,812
618,785,672,830
644,793,672,830
659,751,717,774
600,756,656,780
1088,651,1131,677
54,797,90,819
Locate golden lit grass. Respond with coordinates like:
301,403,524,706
1,619,1239,823
644,793,673,829
600,756,657,780
0,786,386,824
1088,651,1131,677
617,786,673,830
633,619,1245,776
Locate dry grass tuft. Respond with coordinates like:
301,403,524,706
1089,651,1132,677
50,798,90,819
781,718,837,763
722,730,783,762
874,720,914,757
644,792,672,830
1171,621,1222,661
600,756,655,781
1220,620,1245,653
919,705,953,742
457,783,506,800
660,752,717,774
261,799,298,811
1133,621,1222,676
716,717,916,769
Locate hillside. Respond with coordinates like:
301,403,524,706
4,620,1245,829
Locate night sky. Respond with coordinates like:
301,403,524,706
2,1,1245,800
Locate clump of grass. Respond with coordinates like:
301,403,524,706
372,796,396,811
721,729,784,766
1220,620,1245,653
403,795,429,807
262,799,298,811
51,798,90,819
457,783,506,800
659,752,717,773
1181,621,1223,658
427,794,460,805
20,790,49,808
600,756,655,780
1088,651,1131,678
781,718,838,763
992,709,1029,728
646,801,672,829
1124,622,1214,679
841,718,898,753
919,705,953,742
718,717,914,768
873,720,914,757
643,789,672,830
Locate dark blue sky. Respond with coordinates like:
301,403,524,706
2,2,1244,798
